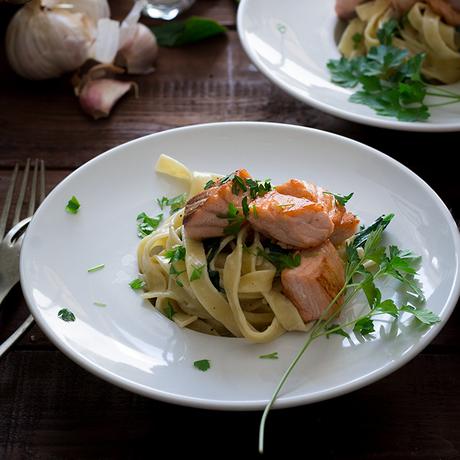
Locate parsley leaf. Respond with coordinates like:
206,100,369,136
352,32,363,49
157,193,187,214
137,212,163,238
193,359,211,371
129,278,145,290
246,178,272,199
204,179,216,190
353,317,375,335
222,203,245,235
257,244,301,273
324,191,354,207
242,196,250,217
400,305,440,325
58,308,76,322
259,352,279,359
190,264,205,282
65,196,80,214
165,301,176,320
164,245,186,263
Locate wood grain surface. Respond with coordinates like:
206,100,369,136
0,1,459,458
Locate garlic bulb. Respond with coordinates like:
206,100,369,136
6,0,109,80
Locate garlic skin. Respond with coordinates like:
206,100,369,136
6,0,95,80
79,78,137,120
41,0,110,21
117,23,158,75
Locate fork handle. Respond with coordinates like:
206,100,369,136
0,314,34,358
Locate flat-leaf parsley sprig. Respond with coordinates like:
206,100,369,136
327,19,460,121
258,214,440,453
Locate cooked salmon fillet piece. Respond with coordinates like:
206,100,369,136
276,179,359,245
281,241,345,322
247,191,334,248
183,169,251,240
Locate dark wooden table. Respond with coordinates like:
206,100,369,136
1,1,459,458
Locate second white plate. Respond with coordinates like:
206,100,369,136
237,0,460,131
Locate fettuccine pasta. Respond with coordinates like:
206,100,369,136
339,0,460,83
137,155,310,343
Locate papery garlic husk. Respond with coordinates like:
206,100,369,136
79,78,138,119
6,0,94,79
117,23,158,75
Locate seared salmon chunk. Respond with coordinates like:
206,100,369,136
281,241,345,322
248,191,334,248
183,169,251,240
276,179,359,245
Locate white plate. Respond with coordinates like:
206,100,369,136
20,122,460,410
237,0,460,132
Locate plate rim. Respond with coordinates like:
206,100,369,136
20,121,460,410
237,0,460,132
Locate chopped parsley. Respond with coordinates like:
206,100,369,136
136,212,163,238
257,244,301,273
65,196,80,214
242,196,250,217
352,32,363,49
259,352,279,360
245,178,272,199
204,179,216,190
93,301,107,307
165,301,176,320
222,202,245,235
129,277,145,290
58,308,75,322
164,245,186,263
157,193,187,214
190,264,205,282
87,263,105,273
193,359,211,372
324,191,354,207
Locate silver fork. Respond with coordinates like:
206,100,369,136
0,159,45,357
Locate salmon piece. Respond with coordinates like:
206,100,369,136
427,0,460,26
281,241,345,322
276,179,359,245
248,191,334,248
183,169,251,240
335,0,364,19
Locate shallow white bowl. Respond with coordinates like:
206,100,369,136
237,0,460,131
20,122,460,409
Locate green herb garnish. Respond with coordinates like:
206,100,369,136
136,212,163,238
222,202,245,236
65,196,80,214
257,245,301,273
231,175,248,195
190,264,205,282
165,301,176,320
246,178,272,199
87,263,105,273
152,17,226,47
164,245,186,263
324,191,354,207
352,32,363,49
193,359,211,372
259,352,279,360
58,308,75,322
204,179,216,190
258,214,440,453
129,278,145,290
327,19,460,121
157,193,187,214
93,301,107,307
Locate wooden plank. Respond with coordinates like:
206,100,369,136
0,350,459,458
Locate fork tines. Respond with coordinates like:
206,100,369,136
0,159,45,240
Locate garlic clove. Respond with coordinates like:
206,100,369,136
117,23,158,75
119,0,148,50
79,78,138,119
